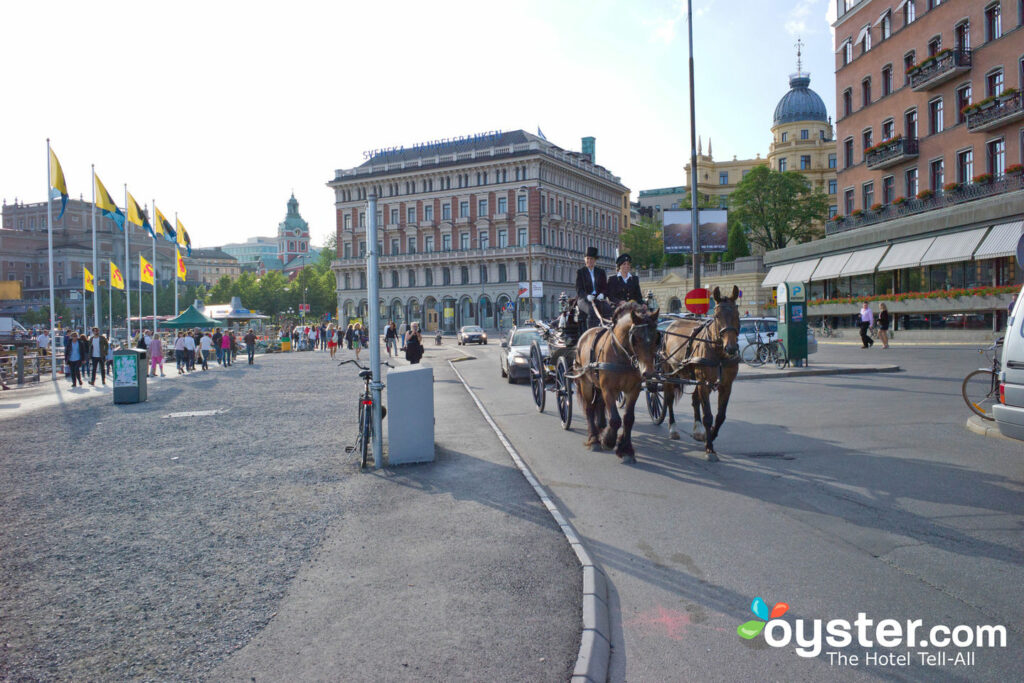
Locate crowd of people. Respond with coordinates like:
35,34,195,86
282,321,424,364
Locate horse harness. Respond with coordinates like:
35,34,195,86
660,317,740,387
569,316,658,378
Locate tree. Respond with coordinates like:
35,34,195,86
724,218,750,262
728,165,829,251
618,218,664,269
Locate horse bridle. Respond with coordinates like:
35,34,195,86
609,316,659,370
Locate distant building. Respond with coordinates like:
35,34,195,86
187,248,240,286
219,236,277,267
277,194,311,264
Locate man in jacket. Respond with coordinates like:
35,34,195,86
88,327,109,385
244,329,258,364
65,331,85,386
575,246,608,330
606,253,643,307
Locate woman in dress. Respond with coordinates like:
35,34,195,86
327,323,338,359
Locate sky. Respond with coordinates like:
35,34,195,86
1,0,837,250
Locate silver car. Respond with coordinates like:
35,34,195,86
499,326,549,383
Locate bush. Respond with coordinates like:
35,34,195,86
808,285,1019,307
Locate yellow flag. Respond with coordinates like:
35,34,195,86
83,266,94,293
126,191,154,237
140,255,155,285
49,147,69,219
176,248,186,281
110,261,125,290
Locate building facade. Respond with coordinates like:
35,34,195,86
219,236,278,268
762,0,1023,333
277,194,311,264
329,130,629,332
187,248,241,286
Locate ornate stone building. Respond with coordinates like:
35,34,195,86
328,130,630,332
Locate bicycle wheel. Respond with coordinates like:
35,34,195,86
645,382,666,425
556,356,573,430
773,341,788,369
962,369,998,421
359,401,371,468
741,343,763,367
757,344,770,365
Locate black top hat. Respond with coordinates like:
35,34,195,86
616,253,632,267
585,246,599,258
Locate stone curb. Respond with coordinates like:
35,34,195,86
446,360,611,683
964,414,1015,441
736,364,901,380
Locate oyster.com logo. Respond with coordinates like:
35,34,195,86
737,596,789,640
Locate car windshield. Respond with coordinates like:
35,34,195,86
511,330,541,346
463,326,483,333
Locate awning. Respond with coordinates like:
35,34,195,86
785,258,821,283
895,0,909,11
761,264,793,288
835,38,852,54
919,227,990,266
840,246,891,277
855,24,871,44
973,220,1024,259
810,253,852,280
874,9,891,26
877,237,936,271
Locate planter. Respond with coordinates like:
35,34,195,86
809,294,1014,316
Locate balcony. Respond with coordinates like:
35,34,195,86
865,137,919,170
909,48,972,92
966,91,1024,133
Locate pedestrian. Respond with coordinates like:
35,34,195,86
327,324,338,359
230,330,239,363
36,328,50,357
221,329,233,366
405,322,424,364
291,326,299,351
89,327,109,385
877,303,890,349
309,325,318,351
149,333,165,377
398,322,407,352
65,331,84,386
320,323,328,350
105,334,116,375
212,327,223,365
183,330,197,371
352,322,364,361
244,329,257,364
198,331,212,371
344,323,354,351
384,321,397,358
174,331,187,374
858,301,874,349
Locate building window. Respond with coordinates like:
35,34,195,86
424,205,433,222
517,194,528,212
778,157,788,172
986,69,1004,97
498,229,508,247
905,108,918,139
957,149,974,184
344,243,352,258
862,129,873,150
929,158,944,191
359,212,365,228
928,97,944,134
955,20,971,50
478,199,487,216
391,271,399,288
407,236,416,254
829,205,838,219
479,265,488,284
425,235,434,252
882,118,895,140
460,233,470,250
906,167,919,197
443,267,451,285
442,203,451,220
801,129,809,140
880,10,892,39
862,77,871,106
828,179,837,194
985,3,1002,41
800,155,811,170
359,241,366,257
344,273,351,289
518,228,528,246
288,241,295,252
882,176,895,204
407,207,416,223
390,238,399,255
390,208,399,224
987,138,1006,177
460,266,469,284
861,26,872,53
425,268,433,286
844,41,853,65
497,196,507,213
459,201,469,218
344,214,352,230
442,234,451,251
862,182,875,210
956,84,972,124
881,65,893,96
718,171,728,184
828,152,837,169
844,188,855,214
781,131,788,142
904,51,916,85
479,232,489,250
927,35,941,57
844,138,854,168
498,264,507,282
408,270,416,287
843,89,853,116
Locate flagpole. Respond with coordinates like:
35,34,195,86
152,199,157,333
46,139,57,380
138,262,142,335
108,275,113,337
174,212,179,316
124,184,132,341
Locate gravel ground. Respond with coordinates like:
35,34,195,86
0,352,359,681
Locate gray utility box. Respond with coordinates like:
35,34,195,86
113,348,147,404
386,365,434,465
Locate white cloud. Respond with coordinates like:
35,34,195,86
784,0,817,36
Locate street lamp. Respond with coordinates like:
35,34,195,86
302,287,308,322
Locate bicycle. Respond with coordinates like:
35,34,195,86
815,320,841,338
962,337,1003,421
339,358,393,467
741,327,788,369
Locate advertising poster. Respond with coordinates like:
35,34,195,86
663,209,729,254
113,355,137,387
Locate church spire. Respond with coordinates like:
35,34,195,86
708,138,713,158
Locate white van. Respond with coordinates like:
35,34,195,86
993,284,1024,440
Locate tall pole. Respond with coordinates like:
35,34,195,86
91,165,99,328
152,199,157,332
366,191,383,469
108,278,112,336
45,139,57,379
174,212,179,317
82,288,87,331
687,0,702,289
124,184,132,340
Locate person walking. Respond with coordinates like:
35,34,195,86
221,329,233,366
182,330,197,372
858,302,875,349
384,321,397,358
36,329,50,357
196,331,210,371
174,332,187,374
105,334,116,375
65,331,84,386
344,323,354,352
352,322,364,361
877,303,891,349
149,333,165,377
405,322,424,364
88,327,108,385
244,329,257,364
327,324,338,359
212,328,223,365
398,322,407,352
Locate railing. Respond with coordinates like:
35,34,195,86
966,92,1024,132
825,173,1024,235
865,137,919,170
909,48,972,90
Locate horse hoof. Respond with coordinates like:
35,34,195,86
705,451,720,462
619,454,636,464
669,429,680,440
693,432,706,443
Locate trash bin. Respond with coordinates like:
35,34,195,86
280,339,291,351
113,348,147,404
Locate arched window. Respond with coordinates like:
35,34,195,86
288,241,295,251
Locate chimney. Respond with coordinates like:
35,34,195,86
581,136,595,162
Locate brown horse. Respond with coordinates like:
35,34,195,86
660,286,741,461
573,302,661,464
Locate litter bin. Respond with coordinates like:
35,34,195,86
280,339,291,352
113,348,147,404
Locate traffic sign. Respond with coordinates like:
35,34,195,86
684,288,710,314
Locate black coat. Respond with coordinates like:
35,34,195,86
606,273,643,305
575,266,607,300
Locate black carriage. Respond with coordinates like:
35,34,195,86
527,306,582,430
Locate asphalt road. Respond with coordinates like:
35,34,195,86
457,339,1024,681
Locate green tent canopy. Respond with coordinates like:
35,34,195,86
161,305,223,329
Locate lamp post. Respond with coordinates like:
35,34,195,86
302,287,308,322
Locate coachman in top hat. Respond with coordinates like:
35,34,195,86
575,246,610,331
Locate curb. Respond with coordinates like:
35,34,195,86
736,365,901,380
447,360,610,683
964,414,1015,441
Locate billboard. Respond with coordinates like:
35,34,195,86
663,209,729,254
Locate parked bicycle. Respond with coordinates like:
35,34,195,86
339,358,393,467
815,320,841,338
741,325,788,369
962,337,1003,421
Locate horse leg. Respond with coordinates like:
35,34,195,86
616,389,640,463
579,378,600,448
691,388,706,442
600,386,621,450
709,383,733,443
700,389,719,462
666,384,680,440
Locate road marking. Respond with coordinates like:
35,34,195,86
162,409,225,419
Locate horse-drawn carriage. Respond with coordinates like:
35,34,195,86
526,287,742,462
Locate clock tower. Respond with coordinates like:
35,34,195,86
277,193,310,264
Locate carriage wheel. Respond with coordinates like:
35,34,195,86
556,356,573,430
645,381,666,425
529,340,546,413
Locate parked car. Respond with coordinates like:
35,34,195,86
993,283,1024,440
499,326,548,383
457,325,487,345
738,317,817,355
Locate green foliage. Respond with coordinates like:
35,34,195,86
619,217,665,269
729,166,829,251
724,219,750,262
